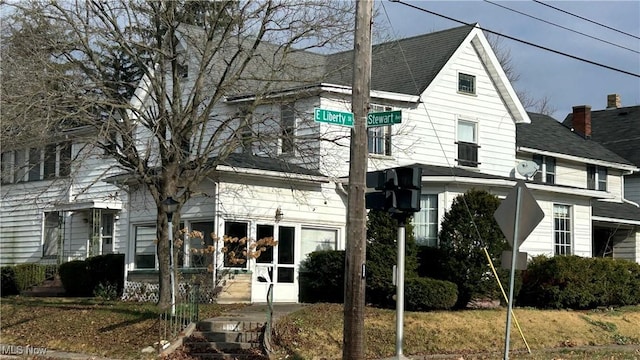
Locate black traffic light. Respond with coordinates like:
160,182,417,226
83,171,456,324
365,166,422,213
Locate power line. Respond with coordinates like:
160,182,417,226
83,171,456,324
390,0,640,78
533,0,640,41
483,0,639,54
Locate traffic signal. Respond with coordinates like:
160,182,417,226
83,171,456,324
365,166,422,213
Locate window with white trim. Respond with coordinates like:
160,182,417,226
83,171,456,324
134,225,157,269
456,120,479,167
587,165,607,191
458,73,476,94
1,143,71,183
280,104,295,155
533,154,556,184
553,204,572,255
368,104,392,156
414,194,438,247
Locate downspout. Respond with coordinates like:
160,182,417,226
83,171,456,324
623,198,640,208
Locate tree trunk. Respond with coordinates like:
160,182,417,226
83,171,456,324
156,205,171,308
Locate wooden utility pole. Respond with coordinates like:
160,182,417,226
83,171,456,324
343,1,373,359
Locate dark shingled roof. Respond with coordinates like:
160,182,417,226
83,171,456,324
517,112,634,166
563,106,640,167
592,201,640,223
323,25,474,95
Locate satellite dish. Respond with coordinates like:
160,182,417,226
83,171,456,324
516,160,539,179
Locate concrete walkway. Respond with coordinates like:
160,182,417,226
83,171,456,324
201,302,307,323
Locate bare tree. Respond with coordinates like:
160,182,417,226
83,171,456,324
486,33,556,116
2,0,354,307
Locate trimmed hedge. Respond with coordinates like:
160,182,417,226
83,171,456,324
405,277,458,311
299,249,458,310
299,250,345,303
518,255,640,309
59,254,125,297
1,266,19,296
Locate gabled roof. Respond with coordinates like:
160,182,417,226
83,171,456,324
563,106,640,167
324,25,474,96
517,112,635,167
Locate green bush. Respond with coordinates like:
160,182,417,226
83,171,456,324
518,255,640,309
404,277,458,311
366,210,418,308
299,250,345,303
14,263,47,291
438,189,512,308
86,254,125,296
1,266,19,296
59,260,92,296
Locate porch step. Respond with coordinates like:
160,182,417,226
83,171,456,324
22,278,66,297
216,274,251,304
178,319,267,360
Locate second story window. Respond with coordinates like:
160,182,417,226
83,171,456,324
0,143,71,184
587,165,607,191
458,73,476,95
533,154,556,184
280,104,295,155
456,120,479,167
368,105,392,156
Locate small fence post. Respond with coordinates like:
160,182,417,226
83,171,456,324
190,282,200,323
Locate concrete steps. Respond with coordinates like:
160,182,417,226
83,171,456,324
179,319,267,360
22,277,66,297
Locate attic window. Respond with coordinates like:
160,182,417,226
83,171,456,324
458,73,476,95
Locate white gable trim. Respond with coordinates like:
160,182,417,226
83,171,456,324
423,25,530,124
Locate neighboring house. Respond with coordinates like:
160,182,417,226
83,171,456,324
517,111,640,260
561,95,640,261
2,24,639,304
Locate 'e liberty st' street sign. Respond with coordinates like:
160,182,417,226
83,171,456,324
314,108,354,128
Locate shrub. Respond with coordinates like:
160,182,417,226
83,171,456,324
518,255,640,309
366,210,418,308
59,260,92,296
1,266,19,296
14,263,47,291
404,277,458,311
438,189,512,308
86,254,125,296
299,250,345,303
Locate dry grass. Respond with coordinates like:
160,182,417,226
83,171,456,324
272,303,640,360
0,297,244,359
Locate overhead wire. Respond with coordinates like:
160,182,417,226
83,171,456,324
483,0,639,54
390,0,640,78
532,0,640,40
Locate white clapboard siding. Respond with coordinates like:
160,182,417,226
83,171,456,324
613,231,639,262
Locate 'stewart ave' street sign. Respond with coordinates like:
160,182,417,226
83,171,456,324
367,110,402,128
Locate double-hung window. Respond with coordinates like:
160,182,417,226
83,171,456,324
456,120,479,167
587,165,607,191
553,204,572,255
414,194,438,247
368,104,392,156
1,143,71,183
533,155,556,184
280,104,295,155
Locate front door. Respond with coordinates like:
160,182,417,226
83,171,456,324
252,224,297,302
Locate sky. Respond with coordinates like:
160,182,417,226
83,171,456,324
376,0,640,120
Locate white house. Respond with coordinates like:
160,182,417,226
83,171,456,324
2,24,639,303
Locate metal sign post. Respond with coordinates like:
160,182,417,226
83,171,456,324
395,214,408,359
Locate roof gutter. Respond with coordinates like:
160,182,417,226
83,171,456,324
592,216,640,226
217,165,330,184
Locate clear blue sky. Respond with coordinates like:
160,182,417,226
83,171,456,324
377,0,640,120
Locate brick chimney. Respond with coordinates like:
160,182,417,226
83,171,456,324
607,94,621,109
572,105,591,138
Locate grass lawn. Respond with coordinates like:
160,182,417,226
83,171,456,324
1,298,639,359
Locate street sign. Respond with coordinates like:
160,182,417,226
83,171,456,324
501,251,528,270
367,110,401,128
494,181,544,248
314,108,354,128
